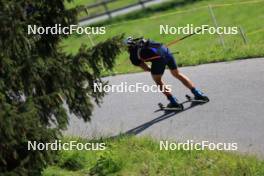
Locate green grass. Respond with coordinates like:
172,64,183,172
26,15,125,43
65,0,97,9
107,0,139,10
62,0,264,76
65,0,139,9
65,0,103,19
43,136,264,176
65,0,141,19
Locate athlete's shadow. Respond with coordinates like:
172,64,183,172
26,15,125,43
123,101,207,136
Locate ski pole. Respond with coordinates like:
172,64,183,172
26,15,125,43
165,27,207,47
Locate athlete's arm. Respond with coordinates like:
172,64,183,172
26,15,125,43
139,62,151,72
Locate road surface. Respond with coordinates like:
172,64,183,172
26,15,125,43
64,58,264,157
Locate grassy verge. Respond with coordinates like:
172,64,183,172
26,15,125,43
43,136,264,176
65,0,97,9
62,0,264,76
65,0,140,19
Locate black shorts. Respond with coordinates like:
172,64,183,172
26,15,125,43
150,52,177,75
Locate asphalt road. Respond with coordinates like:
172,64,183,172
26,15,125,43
64,58,264,157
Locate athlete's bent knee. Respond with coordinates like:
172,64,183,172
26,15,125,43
152,75,163,85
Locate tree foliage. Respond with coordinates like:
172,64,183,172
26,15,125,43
0,0,123,175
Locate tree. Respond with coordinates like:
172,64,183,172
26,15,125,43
0,0,123,175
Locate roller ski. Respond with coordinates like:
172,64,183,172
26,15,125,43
185,94,209,103
158,102,183,111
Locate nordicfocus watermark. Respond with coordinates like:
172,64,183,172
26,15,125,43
160,140,238,151
27,24,106,35
93,82,172,93
27,140,106,151
160,24,238,35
